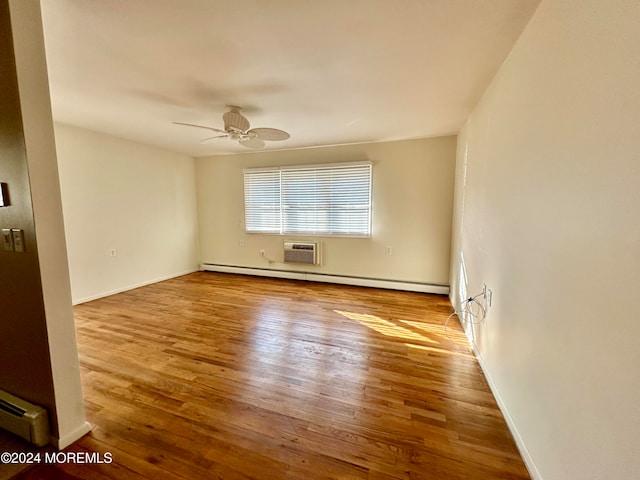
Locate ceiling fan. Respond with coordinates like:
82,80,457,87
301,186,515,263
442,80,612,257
173,106,290,149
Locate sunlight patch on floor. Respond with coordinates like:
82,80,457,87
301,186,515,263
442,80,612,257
405,343,474,358
334,310,438,345
400,319,448,335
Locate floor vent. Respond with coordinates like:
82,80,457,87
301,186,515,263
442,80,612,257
0,390,49,447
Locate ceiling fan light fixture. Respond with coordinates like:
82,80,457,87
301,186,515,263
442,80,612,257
239,137,266,149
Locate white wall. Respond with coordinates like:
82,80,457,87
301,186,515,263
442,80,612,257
450,1,640,479
197,136,456,286
54,123,199,304
8,0,89,448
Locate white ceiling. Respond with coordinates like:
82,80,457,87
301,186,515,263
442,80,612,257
39,0,539,157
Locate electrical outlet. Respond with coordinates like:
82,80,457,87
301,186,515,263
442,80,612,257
239,240,245,247
110,248,117,257
260,249,265,256
384,246,393,255
482,284,493,307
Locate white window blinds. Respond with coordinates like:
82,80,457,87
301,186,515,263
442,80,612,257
243,168,281,233
244,162,372,237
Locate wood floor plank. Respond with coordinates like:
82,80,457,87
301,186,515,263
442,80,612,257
10,272,530,479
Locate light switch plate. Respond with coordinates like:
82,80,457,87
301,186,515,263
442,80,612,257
11,229,24,253
2,229,13,251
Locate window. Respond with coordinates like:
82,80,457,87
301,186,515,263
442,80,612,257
244,162,372,237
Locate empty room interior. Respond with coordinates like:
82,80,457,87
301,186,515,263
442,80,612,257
0,0,638,479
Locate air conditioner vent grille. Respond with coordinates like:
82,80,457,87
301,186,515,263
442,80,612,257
283,242,319,265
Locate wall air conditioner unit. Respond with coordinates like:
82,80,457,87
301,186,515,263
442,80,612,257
283,242,319,265
0,390,49,447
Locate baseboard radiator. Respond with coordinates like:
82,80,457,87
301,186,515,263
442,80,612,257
0,390,49,446
201,264,450,295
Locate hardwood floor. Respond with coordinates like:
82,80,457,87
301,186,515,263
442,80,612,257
10,272,530,479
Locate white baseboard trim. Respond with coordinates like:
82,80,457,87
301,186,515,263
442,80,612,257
51,421,91,450
201,264,449,295
72,268,199,305
471,345,543,480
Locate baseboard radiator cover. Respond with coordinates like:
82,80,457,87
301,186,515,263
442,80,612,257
0,390,49,447
201,264,449,295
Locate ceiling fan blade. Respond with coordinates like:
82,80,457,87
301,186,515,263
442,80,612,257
249,128,290,141
239,137,266,149
173,122,226,134
200,135,229,144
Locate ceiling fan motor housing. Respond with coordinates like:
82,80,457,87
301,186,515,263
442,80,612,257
223,106,250,133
